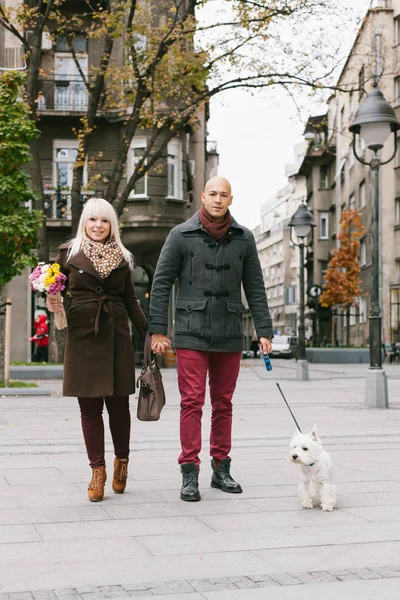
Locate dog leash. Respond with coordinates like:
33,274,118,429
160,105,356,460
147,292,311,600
275,383,303,433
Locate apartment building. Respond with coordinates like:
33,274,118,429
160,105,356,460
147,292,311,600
252,143,307,341
1,1,215,361
299,0,400,346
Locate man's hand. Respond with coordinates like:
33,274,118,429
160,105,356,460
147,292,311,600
259,337,272,355
151,333,171,354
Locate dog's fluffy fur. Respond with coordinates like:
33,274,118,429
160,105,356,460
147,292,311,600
288,425,336,511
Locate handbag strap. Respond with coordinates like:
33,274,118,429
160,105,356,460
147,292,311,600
143,333,152,367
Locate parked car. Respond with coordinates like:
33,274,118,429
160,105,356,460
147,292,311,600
270,335,298,359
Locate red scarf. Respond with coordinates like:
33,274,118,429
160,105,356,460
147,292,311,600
199,204,233,241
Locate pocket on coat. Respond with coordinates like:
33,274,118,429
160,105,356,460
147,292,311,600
175,299,207,336
225,301,245,338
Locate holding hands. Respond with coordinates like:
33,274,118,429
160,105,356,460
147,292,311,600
151,334,171,354
46,296,64,313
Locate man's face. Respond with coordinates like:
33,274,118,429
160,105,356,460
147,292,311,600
201,178,233,221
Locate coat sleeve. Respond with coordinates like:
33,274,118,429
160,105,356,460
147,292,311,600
148,227,183,335
242,232,274,339
123,270,148,342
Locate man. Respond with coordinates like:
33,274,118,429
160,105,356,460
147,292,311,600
149,176,273,501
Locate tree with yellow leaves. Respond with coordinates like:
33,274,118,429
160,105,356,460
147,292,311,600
320,209,365,346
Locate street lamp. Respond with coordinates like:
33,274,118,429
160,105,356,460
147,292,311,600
288,203,316,381
349,88,400,408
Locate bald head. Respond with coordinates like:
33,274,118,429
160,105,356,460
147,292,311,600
201,176,233,222
204,176,232,195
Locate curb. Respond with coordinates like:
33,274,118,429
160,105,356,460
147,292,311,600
0,387,51,396
10,366,63,380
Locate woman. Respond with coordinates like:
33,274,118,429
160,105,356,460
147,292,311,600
47,198,147,502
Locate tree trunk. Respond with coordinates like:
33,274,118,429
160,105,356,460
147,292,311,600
0,287,5,382
331,312,335,347
48,294,70,364
346,307,350,347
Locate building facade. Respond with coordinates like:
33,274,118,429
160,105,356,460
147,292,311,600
250,143,307,345
299,0,400,346
1,1,216,361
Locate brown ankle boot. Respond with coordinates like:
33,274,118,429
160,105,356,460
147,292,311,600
88,466,107,502
112,457,129,494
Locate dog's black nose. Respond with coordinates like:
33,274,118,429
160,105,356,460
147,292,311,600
292,454,298,460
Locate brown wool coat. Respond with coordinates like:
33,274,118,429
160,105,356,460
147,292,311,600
56,244,148,398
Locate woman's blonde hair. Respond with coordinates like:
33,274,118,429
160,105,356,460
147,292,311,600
67,197,134,270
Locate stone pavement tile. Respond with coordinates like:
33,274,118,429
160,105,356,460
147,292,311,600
121,585,147,593
195,508,363,531
125,592,153,598
329,570,361,582
32,592,57,600
136,520,400,556
188,578,237,592
374,565,400,577
54,590,80,600
337,492,400,508
244,497,299,512
17,495,92,509
0,456,51,469
76,587,106,600
0,469,65,486
0,497,21,509
0,506,110,526
348,568,383,580
143,581,194,595
101,500,261,520
269,574,301,586
8,594,34,600
201,578,400,600
254,540,400,573
0,538,150,564
0,484,82,498
0,524,41,544
227,576,258,589
36,516,212,541
98,586,129,598
305,571,338,583
341,505,400,522
129,596,203,600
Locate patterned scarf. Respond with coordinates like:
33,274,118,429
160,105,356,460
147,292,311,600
199,203,233,241
81,236,124,279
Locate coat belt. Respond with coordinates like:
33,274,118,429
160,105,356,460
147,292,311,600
71,295,124,336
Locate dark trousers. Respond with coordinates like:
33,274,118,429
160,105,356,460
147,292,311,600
78,396,131,467
34,346,48,362
176,348,241,466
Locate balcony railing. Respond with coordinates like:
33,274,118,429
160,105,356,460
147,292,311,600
38,79,88,112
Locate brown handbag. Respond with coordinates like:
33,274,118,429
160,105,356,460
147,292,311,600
136,333,166,421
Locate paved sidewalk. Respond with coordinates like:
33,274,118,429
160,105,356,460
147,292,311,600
1,359,400,599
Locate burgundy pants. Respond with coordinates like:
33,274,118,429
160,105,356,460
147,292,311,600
176,349,241,466
78,396,130,467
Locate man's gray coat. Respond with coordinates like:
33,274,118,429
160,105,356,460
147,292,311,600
148,213,273,352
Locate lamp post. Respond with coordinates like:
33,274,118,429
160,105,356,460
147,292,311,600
349,88,400,408
288,203,316,381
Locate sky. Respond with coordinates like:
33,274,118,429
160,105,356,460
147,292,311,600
200,0,372,230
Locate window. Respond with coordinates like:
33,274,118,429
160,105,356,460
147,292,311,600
128,138,148,198
320,212,329,239
395,77,400,106
271,266,275,279
396,139,400,168
51,140,87,219
396,198,400,225
360,180,366,208
340,162,345,185
349,193,356,210
319,165,329,189
167,139,182,199
395,17,400,45
285,286,296,304
359,66,365,100
320,260,329,285
360,237,367,267
54,39,88,110
359,296,367,323
349,145,355,169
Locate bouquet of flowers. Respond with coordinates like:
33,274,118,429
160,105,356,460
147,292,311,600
30,263,68,330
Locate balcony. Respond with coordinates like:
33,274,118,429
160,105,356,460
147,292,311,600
38,79,88,113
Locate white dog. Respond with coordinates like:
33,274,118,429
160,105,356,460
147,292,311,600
288,425,336,511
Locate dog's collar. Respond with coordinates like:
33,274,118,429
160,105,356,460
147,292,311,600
308,463,315,467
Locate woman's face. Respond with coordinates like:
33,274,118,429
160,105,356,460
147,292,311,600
85,216,111,243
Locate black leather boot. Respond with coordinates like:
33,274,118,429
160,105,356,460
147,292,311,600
180,462,201,502
211,458,242,493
